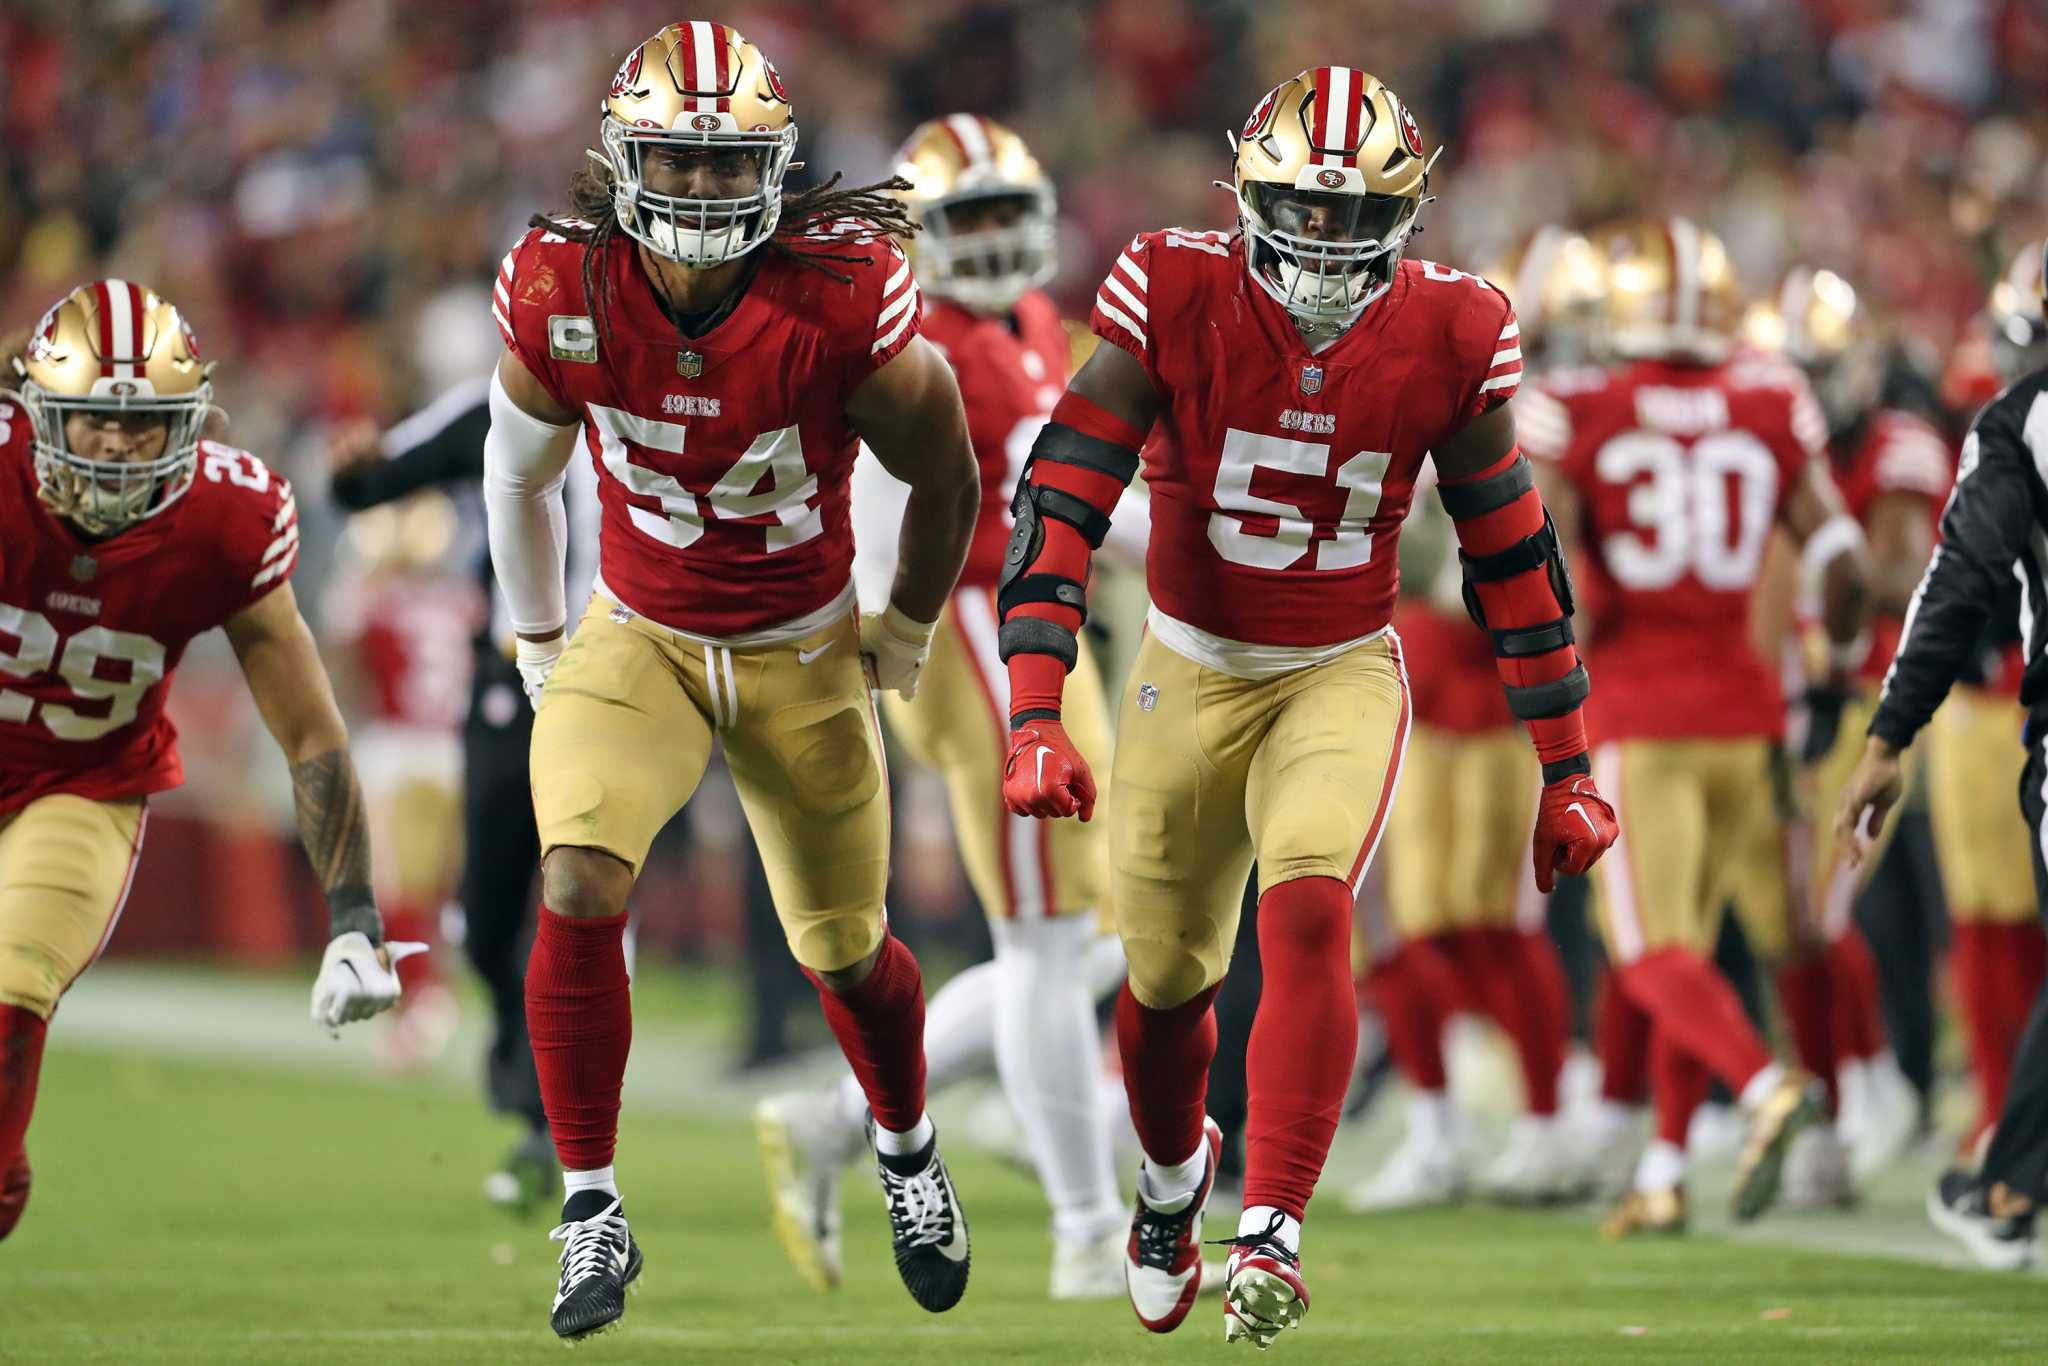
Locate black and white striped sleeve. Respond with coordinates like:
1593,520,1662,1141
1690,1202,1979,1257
1870,381,2048,749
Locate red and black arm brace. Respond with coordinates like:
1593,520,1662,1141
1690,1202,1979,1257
1439,447,1593,784
997,390,1146,727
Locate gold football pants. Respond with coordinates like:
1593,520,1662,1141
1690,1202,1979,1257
879,585,1109,922
1384,723,1540,946
0,794,147,1018
530,594,890,972
1108,631,1410,1008
1929,687,2036,923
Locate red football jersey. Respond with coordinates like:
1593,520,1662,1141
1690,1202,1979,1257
1396,601,1514,733
0,398,299,815
1521,354,1826,741
1090,231,1521,649
921,291,1069,588
495,223,921,638
324,571,481,730
1832,408,1951,685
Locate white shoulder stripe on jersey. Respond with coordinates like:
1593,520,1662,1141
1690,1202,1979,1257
273,492,297,530
1480,372,1520,392
873,285,920,356
1102,272,1148,323
1095,295,1145,349
1497,319,1521,342
875,283,920,337
1491,346,1522,367
492,302,513,337
1114,253,1149,292
881,257,912,300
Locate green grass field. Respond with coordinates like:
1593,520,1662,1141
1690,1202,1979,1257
4,967,2045,1364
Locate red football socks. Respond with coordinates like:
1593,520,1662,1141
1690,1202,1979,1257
1244,877,1359,1220
525,907,632,1171
1952,921,2048,1129
1360,941,1458,1092
0,1005,48,1166
1651,1024,1711,1148
1825,928,1886,1065
1595,971,1650,1106
1115,981,1219,1168
1618,948,1773,1093
805,933,928,1134
1775,956,1838,1110
1442,927,1568,1115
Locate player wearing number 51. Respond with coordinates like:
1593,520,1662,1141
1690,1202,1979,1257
484,21,978,1344
0,282,409,1244
996,67,1618,1348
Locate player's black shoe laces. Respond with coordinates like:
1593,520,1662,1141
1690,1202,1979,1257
1209,1208,1300,1268
880,1162,954,1248
1133,1190,1204,1271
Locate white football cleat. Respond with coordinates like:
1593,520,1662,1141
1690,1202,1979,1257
1844,1054,1919,1184
1220,1211,1309,1351
1780,1123,1857,1211
1483,1115,1592,1205
754,1088,864,1292
1345,1123,1466,1212
1125,1116,1223,1333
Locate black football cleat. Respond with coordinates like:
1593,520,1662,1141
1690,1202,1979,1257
1927,1169,2036,1271
547,1193,643,1340
0,1147,28,1242
869,1117,970,1312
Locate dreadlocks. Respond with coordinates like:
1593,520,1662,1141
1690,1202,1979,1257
529,167,920,346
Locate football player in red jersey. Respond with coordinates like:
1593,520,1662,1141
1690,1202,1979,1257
0,282,413,1242
998,68,1618,1348
758,114,1147,1303
1519,218,1872,1236
1742,268,1944,1196
484,24,979,1338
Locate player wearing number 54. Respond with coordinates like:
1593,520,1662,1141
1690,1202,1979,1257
0,281,411,1245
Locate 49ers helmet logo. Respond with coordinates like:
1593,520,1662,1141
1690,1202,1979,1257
1241,84,1281,140
690,113,721,131
1316,168,1346,189
1393,97,1423,157
762,58,788,103
609,47,646,99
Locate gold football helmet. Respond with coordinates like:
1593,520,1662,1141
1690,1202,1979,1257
1484,226,1607,367
1227,66,1437,324
9,280,214,535
1743,267,1882,436
594,21,797,267
1590,216,1742,363
892,115,1056,315
1988,237,2047,381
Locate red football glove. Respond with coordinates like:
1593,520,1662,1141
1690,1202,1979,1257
1531,772,1619,894
1003,719,1096,821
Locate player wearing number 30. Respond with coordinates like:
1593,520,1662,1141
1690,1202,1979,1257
0,282,408,1244
996,67,1619,1349
485,22,978,1342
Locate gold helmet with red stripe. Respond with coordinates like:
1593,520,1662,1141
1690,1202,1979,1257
10,280,214,535
1590,216,1742,362
1483,226,1607,367
1988,237,2048,380
1227,67,1437,325
1742,266,1882,435
595,21,797,267
892,114,1056,315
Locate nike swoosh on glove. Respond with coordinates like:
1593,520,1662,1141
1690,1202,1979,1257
1531,773,1618,893
310,932,429,1038
860,605,937,699
1003,720,1096,821
516,635,565,709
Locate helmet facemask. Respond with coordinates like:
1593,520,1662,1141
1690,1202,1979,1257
598,117,797,268
16,377,211,537
915,186,1056,315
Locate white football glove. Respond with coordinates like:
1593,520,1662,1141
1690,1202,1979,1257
859,605,937,700
310,932,429,1039
515,633,566,709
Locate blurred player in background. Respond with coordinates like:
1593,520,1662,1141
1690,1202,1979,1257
1000,69,1616,1347
1743,268,1941,1198
757,114,1148,1302
1353,226,1607,1212
0,282,415,1241
1523,218,1870,1237
486,23,979,1340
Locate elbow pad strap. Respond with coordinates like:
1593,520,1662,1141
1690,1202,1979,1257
1032,483,1114,548
998,573,1089,620
1437,455,1536,521
998,617,1079,671
1491,617,1575,658
1034,421,1141,485
1505,665,1591,720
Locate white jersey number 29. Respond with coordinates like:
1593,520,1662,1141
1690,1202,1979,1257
1595,429,1779,590
0,604,167,741
1208,429,1393,571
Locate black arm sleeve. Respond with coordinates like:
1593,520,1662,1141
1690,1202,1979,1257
328,396,490,510
1869,394,2037,749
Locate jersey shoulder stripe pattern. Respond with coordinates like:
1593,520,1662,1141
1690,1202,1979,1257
873,242,922,357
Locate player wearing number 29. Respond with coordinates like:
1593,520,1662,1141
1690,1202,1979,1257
1518,218,1872,1236
0,282,413,1243
997,67,1619,1349
486,22,979,1341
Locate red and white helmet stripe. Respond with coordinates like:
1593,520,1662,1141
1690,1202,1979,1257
93,279,148,380
677,19,734,113
1308,66,1361,168
940,113,995,171
1665,216,1702,330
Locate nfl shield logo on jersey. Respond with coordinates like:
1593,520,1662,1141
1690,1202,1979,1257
1300,364,1324,396
677,350,705,380
1137,682,1159,712
68,554,97,583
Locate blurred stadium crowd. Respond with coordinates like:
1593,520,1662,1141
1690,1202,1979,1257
3,0,2045,987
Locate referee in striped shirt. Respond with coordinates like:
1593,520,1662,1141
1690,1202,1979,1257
1838,239,2048,1270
